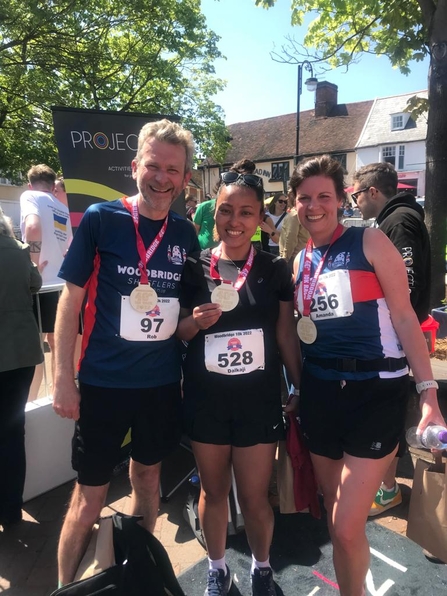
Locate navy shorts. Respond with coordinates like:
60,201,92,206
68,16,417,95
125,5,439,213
73,382,182,486
299,366,410,460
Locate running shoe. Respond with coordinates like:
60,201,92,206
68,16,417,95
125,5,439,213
251,567,277,596
368,482,402,516
422,549,446,564
204,565,232,596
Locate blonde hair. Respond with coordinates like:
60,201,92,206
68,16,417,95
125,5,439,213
27,164,57,188
135,119,195,173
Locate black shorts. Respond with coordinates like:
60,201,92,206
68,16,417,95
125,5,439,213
299,366,410,460
33,291,60,333
184,389,285,448
73,382,182,486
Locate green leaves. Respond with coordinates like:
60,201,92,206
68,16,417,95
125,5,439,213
254,0,430,70
0,0,229,177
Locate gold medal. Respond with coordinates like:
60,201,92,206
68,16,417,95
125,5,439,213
211,284,239,312
129,284,158,313
297,316,317,344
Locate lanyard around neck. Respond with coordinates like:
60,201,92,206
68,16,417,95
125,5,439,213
123,197,168,285
300,223,343,316
209,243,255,291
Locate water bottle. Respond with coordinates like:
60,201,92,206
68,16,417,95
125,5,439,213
406,425,447,450
189,474,200,489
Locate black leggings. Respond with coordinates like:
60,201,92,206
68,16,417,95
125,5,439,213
0,366,35,518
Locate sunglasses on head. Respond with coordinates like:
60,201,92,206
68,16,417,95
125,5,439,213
220,172,263,187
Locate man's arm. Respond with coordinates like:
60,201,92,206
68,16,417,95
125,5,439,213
52,282,86,420
24,214,43,267
27,253,43,294
385,217,429,320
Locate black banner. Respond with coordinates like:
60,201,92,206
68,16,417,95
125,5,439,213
51,107,185,227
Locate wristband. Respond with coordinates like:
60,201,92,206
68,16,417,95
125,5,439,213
416,380,439,394
289,385,300,396
270,231,276,237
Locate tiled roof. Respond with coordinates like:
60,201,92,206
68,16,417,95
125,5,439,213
357,90,428,147
217,100,373,166
190,169,202,188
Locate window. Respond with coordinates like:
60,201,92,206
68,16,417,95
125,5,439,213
398,145,405,170
271,161,289,182
382,146,396,165
331,153,347,171
391,113,410,131
382,145,405,170
392,115,403,130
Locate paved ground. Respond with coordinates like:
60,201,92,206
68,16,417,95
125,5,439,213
180,512,447,596
1,363,446,596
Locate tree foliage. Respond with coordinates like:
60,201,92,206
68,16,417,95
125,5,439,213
255,0,447,306
256,0,428,72
0,0,229,180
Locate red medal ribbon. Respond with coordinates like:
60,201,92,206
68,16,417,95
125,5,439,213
123,197,168,285
300,223,344,317
210,243,255,291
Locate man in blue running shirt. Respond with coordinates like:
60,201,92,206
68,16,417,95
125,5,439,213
52,119,199,586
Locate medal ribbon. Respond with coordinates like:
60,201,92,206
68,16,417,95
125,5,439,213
301,223,344,317
210,243,255,291
123,198,168,285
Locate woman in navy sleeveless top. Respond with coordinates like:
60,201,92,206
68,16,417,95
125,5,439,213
290,155,444,596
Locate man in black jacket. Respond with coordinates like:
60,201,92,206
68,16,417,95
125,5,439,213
352,161,431,516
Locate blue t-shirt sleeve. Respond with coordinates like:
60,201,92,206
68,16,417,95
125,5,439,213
58,206,100,287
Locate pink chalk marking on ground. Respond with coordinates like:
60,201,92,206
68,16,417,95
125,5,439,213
312,570,340,590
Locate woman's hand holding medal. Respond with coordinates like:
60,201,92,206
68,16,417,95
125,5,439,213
192,302,222,330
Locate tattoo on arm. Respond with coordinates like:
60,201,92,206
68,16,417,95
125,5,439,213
29,241,42,254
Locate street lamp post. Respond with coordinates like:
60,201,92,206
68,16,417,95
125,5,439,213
295,61,318,165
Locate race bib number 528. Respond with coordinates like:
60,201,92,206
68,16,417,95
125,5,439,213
204,328,265,376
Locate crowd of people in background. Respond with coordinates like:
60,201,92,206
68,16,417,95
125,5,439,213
0,118,444,596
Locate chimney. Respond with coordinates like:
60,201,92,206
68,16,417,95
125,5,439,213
315,81,338,118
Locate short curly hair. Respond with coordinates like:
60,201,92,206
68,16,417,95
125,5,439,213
289,155,346,203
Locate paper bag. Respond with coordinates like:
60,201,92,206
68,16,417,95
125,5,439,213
406,456,447,563
277,439,299,514
74,516,116,581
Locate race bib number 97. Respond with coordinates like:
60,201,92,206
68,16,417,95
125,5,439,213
204,328,265,376
120,296,179,342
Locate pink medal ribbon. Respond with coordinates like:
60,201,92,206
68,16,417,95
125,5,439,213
209,243,255,291
123,198,168,284
300,223,344,317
